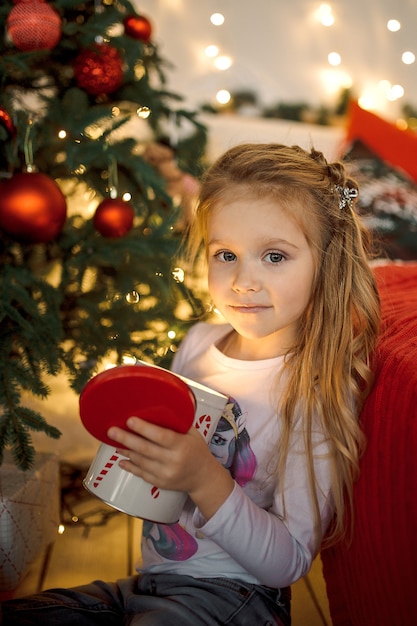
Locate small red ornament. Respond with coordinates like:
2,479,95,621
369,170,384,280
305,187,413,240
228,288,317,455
123,14,152,42
0,107,16,138
73,44,124,96
93,198,135,238
7,0,62,52
0,172,67,243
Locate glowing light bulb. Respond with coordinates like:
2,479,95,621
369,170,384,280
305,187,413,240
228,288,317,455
379,79,391,93
318,4,334,26
210,13,225,26
402,51,415,65
205,45,219,58
320,68,352,98
214,55,232,70
216,89,231,105
387,19,401,32
396,118,408,131
58,130,67,139
358,96,373,110
168,330,176,339
387,84,404,101
328,52,341,66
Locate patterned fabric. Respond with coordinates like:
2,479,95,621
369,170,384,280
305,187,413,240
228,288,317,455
342,140,417,260
0,453,60,591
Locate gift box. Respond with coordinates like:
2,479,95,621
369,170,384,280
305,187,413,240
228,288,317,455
0,452,60,592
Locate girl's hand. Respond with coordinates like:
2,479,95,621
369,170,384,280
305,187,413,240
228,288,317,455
108,417,234,520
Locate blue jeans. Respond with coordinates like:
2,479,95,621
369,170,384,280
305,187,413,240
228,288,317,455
1,573,291,625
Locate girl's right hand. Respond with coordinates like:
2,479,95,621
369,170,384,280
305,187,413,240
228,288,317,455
108,417,235,520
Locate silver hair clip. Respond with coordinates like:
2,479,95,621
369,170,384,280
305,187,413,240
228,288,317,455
335,185,358,210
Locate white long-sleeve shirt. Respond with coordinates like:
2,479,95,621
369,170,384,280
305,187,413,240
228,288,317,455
139,322,334,588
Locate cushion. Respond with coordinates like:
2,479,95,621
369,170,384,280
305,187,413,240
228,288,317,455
342,140,417,261
344,100,417,183
321,262,417,626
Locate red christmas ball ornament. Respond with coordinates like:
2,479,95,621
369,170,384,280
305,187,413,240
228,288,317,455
123,14,152,42
73,44,124,96
93,198,135,238
0,107,16,138
6,0,62,52
0,172,67,244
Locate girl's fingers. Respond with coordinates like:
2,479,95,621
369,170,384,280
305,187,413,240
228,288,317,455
106,416,212,492
107,418,181,467
107,418,151,451
109,416,177,448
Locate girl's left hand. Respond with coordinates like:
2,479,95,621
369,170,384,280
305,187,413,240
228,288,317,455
107,417,233,508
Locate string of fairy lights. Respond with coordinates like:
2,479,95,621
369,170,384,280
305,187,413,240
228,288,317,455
203,3,415,115
135,0,417,123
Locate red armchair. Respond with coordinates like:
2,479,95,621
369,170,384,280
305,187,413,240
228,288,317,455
321,262,417,625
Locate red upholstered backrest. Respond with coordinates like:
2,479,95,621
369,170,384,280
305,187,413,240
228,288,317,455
321,262,417,626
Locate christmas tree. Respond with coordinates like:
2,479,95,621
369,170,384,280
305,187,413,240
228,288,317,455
0,0,207,470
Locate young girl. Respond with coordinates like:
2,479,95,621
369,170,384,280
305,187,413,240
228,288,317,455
3,143,380,625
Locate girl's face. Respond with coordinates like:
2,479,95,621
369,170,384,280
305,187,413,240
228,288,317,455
207,193,316,360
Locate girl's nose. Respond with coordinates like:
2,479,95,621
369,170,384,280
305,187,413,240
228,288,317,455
232,262,260,292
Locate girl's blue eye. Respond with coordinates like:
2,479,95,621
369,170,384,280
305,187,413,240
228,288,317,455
265,252,284,263
216,251,236,262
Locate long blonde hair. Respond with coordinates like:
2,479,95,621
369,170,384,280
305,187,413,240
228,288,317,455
184,143,381,545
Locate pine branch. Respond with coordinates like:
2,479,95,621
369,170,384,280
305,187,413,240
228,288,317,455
0,0,207,468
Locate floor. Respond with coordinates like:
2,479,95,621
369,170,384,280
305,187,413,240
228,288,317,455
9,465,332,625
